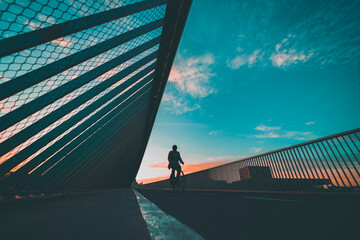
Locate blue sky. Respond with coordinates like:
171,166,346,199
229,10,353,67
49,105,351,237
136,0,360,182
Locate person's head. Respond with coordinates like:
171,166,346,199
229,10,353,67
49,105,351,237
172,145,177,151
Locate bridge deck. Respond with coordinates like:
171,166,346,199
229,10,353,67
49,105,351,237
137,189,360,240
1,189,359,240
0,189,150,240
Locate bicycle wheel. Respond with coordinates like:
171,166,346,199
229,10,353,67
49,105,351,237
177,171,185,192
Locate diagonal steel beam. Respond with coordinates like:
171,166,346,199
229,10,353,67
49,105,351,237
0,61,155,176
35,85,151,179
76,117,148,189
52,105,149,189
0,37,160,133
0,19,163,101
0,0,166,58
2,78,152,188
19,92,150,191
0,54,156,162
16,100,149,191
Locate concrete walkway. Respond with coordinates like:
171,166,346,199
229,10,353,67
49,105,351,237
0,189,150,240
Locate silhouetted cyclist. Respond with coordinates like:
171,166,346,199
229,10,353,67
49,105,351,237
168,145,184,185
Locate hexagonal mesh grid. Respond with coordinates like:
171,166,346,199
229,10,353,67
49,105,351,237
0,0,192,191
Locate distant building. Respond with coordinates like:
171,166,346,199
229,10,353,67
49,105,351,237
239,166,273,180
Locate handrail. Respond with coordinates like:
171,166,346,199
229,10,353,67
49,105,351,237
142,128,360,193
174,128,360,177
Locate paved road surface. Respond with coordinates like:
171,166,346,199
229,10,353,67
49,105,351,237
1,188,359,240
137,189,360,240
0,189,150,240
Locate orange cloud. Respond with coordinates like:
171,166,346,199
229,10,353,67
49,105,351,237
149,162,168,168
51,37,72,47
139,160,233,184
138,175,169,184
150,160,232,174
182,161,231,173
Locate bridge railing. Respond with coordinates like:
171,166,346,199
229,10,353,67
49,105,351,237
142,128,360,192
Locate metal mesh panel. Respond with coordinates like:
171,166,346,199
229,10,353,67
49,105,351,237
0,1,164,79
0,0,146,37
0,0,193,192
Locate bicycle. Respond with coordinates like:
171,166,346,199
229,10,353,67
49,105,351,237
170,171,185,192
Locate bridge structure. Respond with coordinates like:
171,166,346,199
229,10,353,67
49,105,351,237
0,1,359,239
0,0,192,191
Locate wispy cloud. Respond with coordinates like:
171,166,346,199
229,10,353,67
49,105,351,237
169,53,216,98
252,124,316,141
255,124,281,132
25,21,41,31
227,49,264,69
254,132,281,139
163,53,216,114
305,121,315,125
251,147,263,153
209,130,222,136
38,14,56,25
25,14,56,31
270,38,313,68
224,1,360,70
162,92,201,115
227,36,313,69
51,37,73,47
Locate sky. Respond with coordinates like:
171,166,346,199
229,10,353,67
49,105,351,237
136,0,360,183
